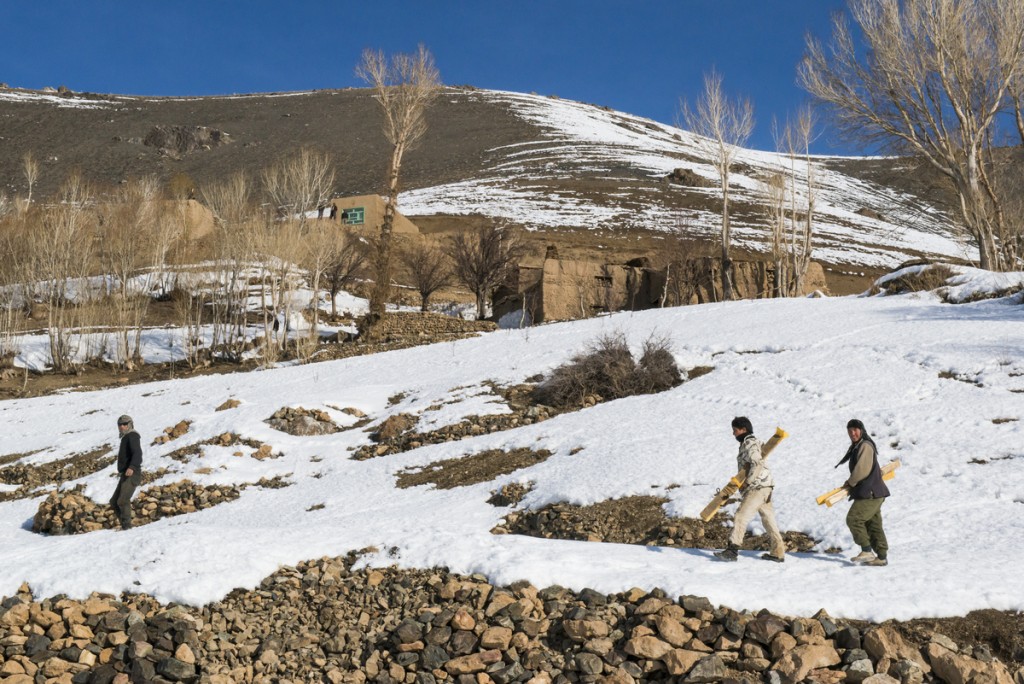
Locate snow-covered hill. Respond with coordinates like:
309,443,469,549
2,278,1022,622
402,89,968,269
0,86,971,271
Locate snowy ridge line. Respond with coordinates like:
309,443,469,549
0,91,114,109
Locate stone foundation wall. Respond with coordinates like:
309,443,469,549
378,313,497,340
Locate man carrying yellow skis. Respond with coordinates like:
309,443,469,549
714,417,786,563
837,418,890,566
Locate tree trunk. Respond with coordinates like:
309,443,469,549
476,291,487,321
720,180,735,301
366,143,406,341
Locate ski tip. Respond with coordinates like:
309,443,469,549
775,427,789,439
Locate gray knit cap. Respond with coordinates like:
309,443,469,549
117,414,133,427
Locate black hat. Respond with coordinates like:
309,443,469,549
731,416,754,434
847,419,866,432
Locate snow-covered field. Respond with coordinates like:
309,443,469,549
1,275,1022,623
401,89,970,269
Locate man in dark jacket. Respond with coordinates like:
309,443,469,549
110,414,143,530
837,418,889,566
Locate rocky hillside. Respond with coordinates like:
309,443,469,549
0,85,984,280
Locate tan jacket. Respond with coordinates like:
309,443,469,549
844,441,875,489
738,435,774,490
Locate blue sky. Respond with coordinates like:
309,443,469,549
1,1,854,153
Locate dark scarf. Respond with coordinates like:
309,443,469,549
835,433,877,468
735,431,754,443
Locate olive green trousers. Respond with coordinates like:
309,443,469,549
846,497,888,558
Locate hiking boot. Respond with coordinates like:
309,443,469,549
760,553,785,563
850,550,876,563
714,544,739,562
863,557,888,567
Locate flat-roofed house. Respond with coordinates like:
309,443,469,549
324,195,420,235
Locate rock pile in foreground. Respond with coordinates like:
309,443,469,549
0,555,1020,684
32,481,241,534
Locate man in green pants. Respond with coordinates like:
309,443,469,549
836,419,889,566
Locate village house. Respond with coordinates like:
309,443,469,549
320,195,420,235
495,247,829,324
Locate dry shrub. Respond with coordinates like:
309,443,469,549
883,264,955,294
533,332,682,409
636,335,683,392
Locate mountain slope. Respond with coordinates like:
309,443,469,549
1,85,972,271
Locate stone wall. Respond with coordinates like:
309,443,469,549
376,312,497,342
498,256,830,324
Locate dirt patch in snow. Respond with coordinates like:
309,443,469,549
495,495,819,554
0,446,114,501
0,450,41,468
396,447,552,490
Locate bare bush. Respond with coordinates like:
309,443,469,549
400,240,453,312
447,222,526,320
173,287,208,369
324,239,366,318
636,335,684,393
533,333,682,409
261,147,335,225
881,265,956,294
35,172,98,373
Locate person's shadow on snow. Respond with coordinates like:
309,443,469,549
644,546,849,565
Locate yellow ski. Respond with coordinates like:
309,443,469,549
816,459,901,507
699,427,788,522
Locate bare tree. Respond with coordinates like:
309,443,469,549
357,45,441,338
35,172,97,373
447,222,526,320
400,239,453,312
681,69,755,301
788,107,817,296
98,177,163,369
300,221,348,332
658,224,703,307
0,207,30,365
800,0,1024,271
323,238,366,319
767,107,818,297
201,172,257,361
22,152,38,210
763,170,789,298
261,147,336,227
